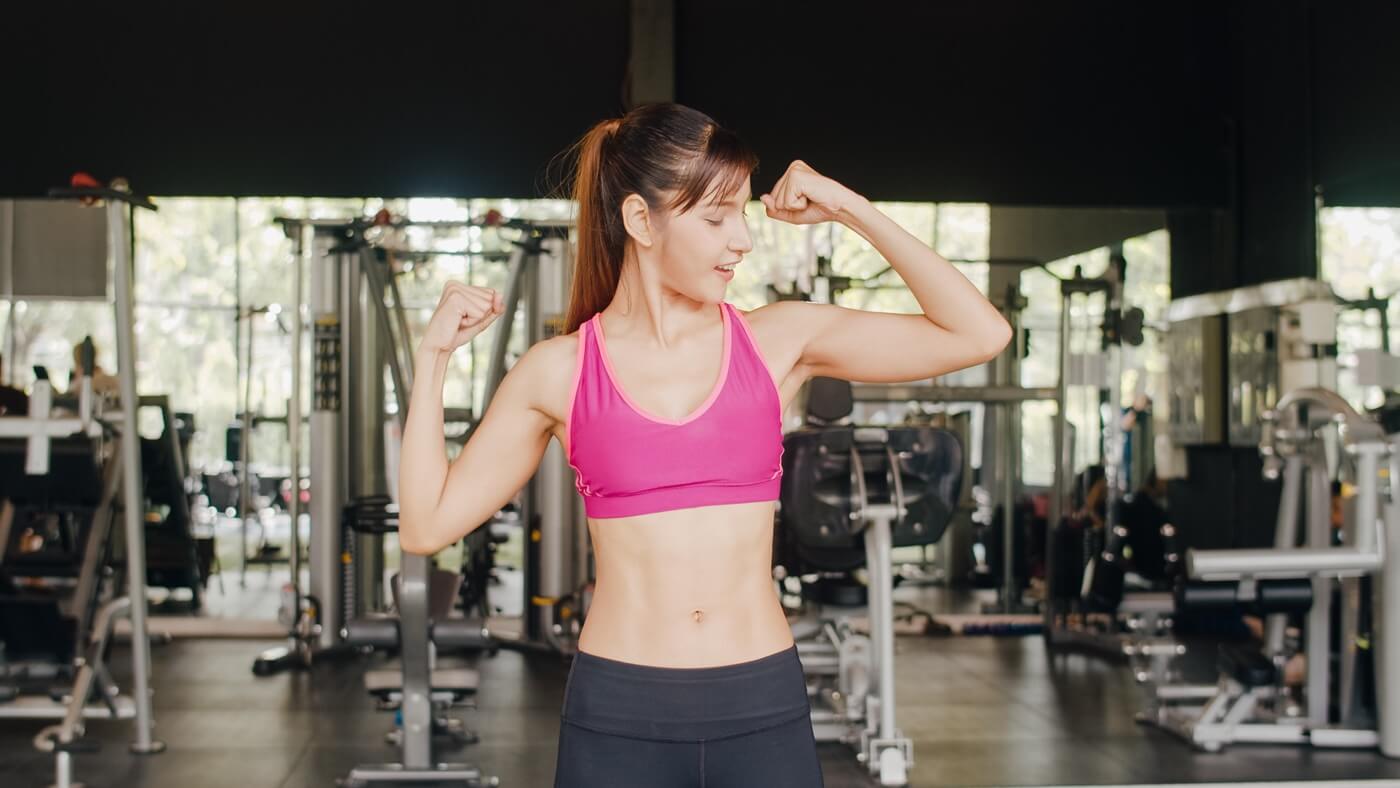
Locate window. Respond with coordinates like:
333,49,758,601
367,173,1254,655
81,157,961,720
1320,207,1400,412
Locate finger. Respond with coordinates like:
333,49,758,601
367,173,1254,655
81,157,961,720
761,193,780,219
475,288,506,313
785,172,807,211
450,287,493,312
452,292,495,323
773,172,793,213
789,178,809,212
460,296,495,322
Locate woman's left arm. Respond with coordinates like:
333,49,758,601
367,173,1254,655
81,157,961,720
760,161,1012,384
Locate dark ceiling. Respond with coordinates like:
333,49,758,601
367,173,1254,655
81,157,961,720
2,1,1395,211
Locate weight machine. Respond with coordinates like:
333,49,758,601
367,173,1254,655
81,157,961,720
0,183,164,788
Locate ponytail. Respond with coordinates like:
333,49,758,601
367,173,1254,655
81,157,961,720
563,119,622,335
558,105,758,336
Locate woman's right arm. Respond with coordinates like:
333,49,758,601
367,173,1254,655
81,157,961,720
396,282,555,555
398,342,555,555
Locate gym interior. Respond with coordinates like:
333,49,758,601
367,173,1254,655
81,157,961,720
3,2,1400,787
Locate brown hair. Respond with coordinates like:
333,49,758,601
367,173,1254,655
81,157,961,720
561,103,758,334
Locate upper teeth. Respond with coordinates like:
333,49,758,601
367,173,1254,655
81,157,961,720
717,264,737,270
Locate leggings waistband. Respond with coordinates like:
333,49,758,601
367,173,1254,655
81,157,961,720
561,644,811,742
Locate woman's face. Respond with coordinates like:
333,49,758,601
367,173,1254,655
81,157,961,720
652,175,754,303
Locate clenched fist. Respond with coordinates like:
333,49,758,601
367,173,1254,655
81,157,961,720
418,283,505,357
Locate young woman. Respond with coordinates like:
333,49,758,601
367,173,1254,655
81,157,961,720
399,103,1011,788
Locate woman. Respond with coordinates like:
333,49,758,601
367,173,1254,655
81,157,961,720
399,103,1010,787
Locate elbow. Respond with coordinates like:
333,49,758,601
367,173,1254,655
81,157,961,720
399,534,437,557
976,318,1014,363
397,516,444,556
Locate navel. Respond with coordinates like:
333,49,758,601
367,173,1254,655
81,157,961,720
691,608,705,623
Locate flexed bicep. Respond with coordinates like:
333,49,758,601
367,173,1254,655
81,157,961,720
402,344,556,554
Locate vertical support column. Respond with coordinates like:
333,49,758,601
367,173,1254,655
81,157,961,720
1046,287,1071,638
1305,462,1332,727
398,550,432,769
1264,455,1303,654
534,229,581,649
287,222,306,649
309,229,344,648
350,248,385,615
107,198,161,754
627,0,675,107
1377,436,1400,756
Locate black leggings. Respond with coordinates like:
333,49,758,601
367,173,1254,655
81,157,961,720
553,644,824,788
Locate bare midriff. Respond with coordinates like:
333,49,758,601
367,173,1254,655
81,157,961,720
576,498,794,668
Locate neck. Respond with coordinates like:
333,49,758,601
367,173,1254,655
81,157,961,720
602,250,719,351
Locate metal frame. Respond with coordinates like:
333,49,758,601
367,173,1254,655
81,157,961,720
0,186,167,787
1138,388,1399,757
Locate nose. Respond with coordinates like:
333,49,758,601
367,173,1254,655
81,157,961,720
733,216,754,255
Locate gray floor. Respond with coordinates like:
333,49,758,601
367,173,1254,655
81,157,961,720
4,589,1400,787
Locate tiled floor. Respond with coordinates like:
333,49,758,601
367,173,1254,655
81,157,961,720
3,587,1399,787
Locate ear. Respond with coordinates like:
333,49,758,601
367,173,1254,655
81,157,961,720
620,193,656,248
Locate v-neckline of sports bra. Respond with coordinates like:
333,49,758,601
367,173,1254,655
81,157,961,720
591,304,731,426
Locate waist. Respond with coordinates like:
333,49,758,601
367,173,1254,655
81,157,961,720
581,476,781,519
578,590,794,667
561,644,810,741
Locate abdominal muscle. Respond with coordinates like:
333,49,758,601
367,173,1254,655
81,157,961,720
575,499,795,668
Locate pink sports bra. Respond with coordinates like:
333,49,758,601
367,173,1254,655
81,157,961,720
566,302,785,519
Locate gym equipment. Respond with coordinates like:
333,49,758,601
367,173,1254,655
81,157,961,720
778,376,964,786
1162,278,1339,564
339,496,497,787
0,183,164,788
1135,387,1399,757
137,395,206,608
231,298,300,583
283,214,580,659
1042,259,1171,655
248,212,538,782
849,379,1056,613
252,220,317,675
775,250,1062,612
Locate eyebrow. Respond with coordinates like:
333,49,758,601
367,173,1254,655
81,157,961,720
713,192,753,208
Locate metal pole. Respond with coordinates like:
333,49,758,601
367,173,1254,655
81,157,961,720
1101,266,1124,542
288,223,306,651
1305,462,1332,727
1001,399,1016,613
484,243,528,406
385,262,416,399
239,306,255,586
1377,435,1400,757
309,230,344,649
1264,456,1304,654
359,249,410,424
864,510,895,741
1046,287,1071,639
399,551,432,769
107,198,161,754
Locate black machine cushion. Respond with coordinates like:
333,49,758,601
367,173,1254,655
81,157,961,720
805,376,854,424
1219,642,1276,688
1176,579,1313,616
0,436,105,507
777,425,963,574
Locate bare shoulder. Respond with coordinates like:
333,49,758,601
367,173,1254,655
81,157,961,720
503,330,581,425
735,300,833,356
731,301,824,394
737,299,831,332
